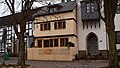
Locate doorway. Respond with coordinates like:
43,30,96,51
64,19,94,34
87,33,98,55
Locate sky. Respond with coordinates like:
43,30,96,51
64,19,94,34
0,0,61,17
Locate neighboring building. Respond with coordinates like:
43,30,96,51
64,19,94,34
76,0,120,59
0,21,34,53
0,9,38,53
27,1,78,61
77,0,107,59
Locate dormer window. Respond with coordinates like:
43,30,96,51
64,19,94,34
86,2,95,13
81,1,100,20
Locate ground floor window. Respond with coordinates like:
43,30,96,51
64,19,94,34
37,38,68,48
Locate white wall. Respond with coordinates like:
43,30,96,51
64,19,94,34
76,0,108,51
115,14,120,49
115,14,120,31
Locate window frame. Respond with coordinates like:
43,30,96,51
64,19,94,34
60,38,68,47
40,22,50,31
54,20,66,30
86,2,95,14
37,38,69,48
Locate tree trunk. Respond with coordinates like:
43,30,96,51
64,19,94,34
17,31,25,67
105,15,119,68
103,0,119,67
107,29,119,68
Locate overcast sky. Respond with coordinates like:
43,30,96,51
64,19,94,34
0,0,61,17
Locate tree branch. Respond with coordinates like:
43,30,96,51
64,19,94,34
96,0,105,22
112,0,118,17
5,0,13,13
5,0,20,38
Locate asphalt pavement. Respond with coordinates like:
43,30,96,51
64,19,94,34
0,57,109,68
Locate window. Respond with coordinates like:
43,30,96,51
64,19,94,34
26,22,33,36
60,38,68,47
38,40,42,47
86,2,95,13
38,39,53,48
50,39,53,47
54,39,58,47
116,31,120,44
54,21,66,29
50,8,57,13
40,23,50,31
116,2,120,14
44,40,49,47
37,38,68,48
44,39,54,47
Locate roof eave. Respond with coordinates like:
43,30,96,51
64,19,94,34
34,10,74,17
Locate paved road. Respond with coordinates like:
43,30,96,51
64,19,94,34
0,57,108,68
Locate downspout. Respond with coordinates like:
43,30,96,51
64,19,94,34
75,0,79,56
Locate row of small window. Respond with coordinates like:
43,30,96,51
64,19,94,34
37,38,68,48
40,20,66,31
85,2,120,14
86,2,95,14
117,2,120,13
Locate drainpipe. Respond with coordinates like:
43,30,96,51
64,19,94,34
75,0,79,57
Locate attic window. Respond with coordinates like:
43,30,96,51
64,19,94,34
86,2,95,13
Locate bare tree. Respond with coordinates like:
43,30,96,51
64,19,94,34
3,0,35,67
1,0,61,67
97,0,119,68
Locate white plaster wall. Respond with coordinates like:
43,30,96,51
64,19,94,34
77,22,107,50
76,0,108,51
116,44,120,50
115,14,120,31
115,14,120,49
